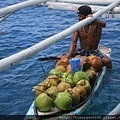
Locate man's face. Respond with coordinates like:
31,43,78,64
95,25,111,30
78,14,86,21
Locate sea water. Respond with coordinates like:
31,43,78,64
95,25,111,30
0,0,120,116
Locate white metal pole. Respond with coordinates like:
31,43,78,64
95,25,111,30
0,0,46,17
0,0,120,71
56,0,117,5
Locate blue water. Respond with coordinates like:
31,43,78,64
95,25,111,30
0,0,120,116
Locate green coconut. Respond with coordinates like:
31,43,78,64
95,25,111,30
60,72,75,87
46,86,59,100
73,71,89,85
35,93,53,112
76,79,91,94
54,92,72,110
85,69,97,87
49,69,62,79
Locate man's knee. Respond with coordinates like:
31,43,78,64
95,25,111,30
102,57,112,69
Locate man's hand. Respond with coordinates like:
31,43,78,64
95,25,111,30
57,54,69,59
86,14,93,18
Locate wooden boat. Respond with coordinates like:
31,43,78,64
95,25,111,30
24,46,111,120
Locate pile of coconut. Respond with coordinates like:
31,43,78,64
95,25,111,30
33,55,102,112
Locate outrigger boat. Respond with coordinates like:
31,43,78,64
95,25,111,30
25,46,111,120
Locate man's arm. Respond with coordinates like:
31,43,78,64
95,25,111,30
86,14,106,27
67,31,79,58
57,31,79,58
92,19,106,27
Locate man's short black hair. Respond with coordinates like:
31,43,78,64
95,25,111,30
77,5,92,16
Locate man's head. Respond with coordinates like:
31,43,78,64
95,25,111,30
77,5,92,21
77,5,92,16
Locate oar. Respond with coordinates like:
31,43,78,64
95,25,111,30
38,57,61,61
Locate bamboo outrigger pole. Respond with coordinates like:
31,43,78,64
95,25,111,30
56,0,117,5
0,0,46,22
0,0,120,72
47,1,120,14
103,103,120,120
108,103,120,115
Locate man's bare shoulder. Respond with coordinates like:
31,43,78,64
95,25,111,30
92,19,106,27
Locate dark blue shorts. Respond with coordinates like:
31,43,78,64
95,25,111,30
72,47,107,59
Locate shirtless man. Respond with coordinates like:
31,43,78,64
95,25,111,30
59,5,112,69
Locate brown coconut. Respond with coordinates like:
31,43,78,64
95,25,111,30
56,57,69,68
80,56,92,71
66,64,71,72
56,65,66,72
73,86,87,102
88,55,102,72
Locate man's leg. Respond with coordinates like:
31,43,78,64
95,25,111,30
101,57,112,69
